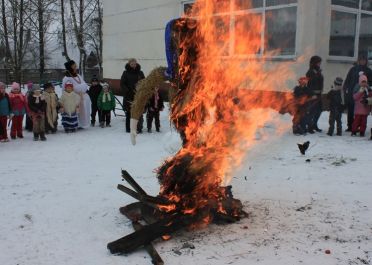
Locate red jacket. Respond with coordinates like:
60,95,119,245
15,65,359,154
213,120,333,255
9,92,27,115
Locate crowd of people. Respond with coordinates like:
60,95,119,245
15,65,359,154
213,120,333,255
292,53,372,140
0,58,165,143
2,54,372,144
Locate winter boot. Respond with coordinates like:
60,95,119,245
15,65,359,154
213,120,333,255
40,133,47,141
91,121,95,127
33,133,39,141
156,127,160,132
106,123,111,127
100,122,104,128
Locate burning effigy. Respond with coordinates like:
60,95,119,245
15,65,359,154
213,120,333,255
108,1,296,263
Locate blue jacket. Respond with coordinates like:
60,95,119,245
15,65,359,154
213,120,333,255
0,93,11,116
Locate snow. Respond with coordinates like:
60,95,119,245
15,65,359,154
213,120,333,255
0,89,371,265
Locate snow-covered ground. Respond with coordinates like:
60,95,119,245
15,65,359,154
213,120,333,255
0,94,371,265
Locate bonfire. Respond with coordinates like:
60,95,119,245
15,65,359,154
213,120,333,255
108,1,295,263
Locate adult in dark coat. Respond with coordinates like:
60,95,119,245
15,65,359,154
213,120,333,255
343,51,372,131
120,58,145,133
88,77,103,126
306,55,324,132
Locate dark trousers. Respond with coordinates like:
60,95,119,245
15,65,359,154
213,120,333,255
147,110,160,131
125,109,143,133
91,103,100,124
0,116,8,140
328,108,342,135
25,114,33,131
311,97,322,129
346,101,355,130
100,110,111,125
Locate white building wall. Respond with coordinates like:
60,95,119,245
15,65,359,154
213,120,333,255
103,0,357,92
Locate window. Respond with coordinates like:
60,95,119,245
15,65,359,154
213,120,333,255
330,0,372,60
234,0,298,57
180,0,298,58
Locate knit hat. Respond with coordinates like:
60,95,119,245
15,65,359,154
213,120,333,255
359,75,368,85
11,82,20,91
358,51,368,61
64,81,73,89
298,76,309,85
32,84,41,92
91,76,99,82
334,77,343,86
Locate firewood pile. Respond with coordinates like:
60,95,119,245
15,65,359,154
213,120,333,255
107,170,247,264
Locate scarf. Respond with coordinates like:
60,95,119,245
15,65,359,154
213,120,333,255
102,92,111,103
44,92,58,128
33,95,41,104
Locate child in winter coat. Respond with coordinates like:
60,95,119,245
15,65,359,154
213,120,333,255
28,85,47,141
43,82,59,134
88,77,102,127
327,77,344,136
146,86,164,133
0,82,12,142
352,75,372,136
59,82,80,133
25,81,33,132
97,83,115,128
292,77,315,135
9,82,27,139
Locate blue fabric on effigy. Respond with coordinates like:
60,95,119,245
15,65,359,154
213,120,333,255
165,19,177,79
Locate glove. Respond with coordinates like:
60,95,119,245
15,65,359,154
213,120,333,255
130,118,138,145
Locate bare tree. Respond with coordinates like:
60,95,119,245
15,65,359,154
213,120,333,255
28,0,58,81
0,0,32,83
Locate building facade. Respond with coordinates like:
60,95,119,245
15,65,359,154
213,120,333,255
103,0,372,93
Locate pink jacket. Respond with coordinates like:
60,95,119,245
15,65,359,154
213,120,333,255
353,90,372,115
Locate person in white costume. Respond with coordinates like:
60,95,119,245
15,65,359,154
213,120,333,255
62,60,91,128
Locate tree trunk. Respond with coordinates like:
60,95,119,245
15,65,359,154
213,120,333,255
38,0,45,82
1,0,12,83
60,0,70,61
97,0,103,79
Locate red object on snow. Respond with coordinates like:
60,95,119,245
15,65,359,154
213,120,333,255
325,249,331,254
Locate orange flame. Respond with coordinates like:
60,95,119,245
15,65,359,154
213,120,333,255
158,0,295,221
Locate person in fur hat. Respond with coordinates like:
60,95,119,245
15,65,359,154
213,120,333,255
327,77,344,136
351,75,372,136
25,81,34,132
0,82,12,142
97,83,115,128
43,82,59,134
28,85,47,141
88,77,102,127
62,60,91,129
120,58,145,133
59,81,80,133
9,82,27,139
146,86,164,133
